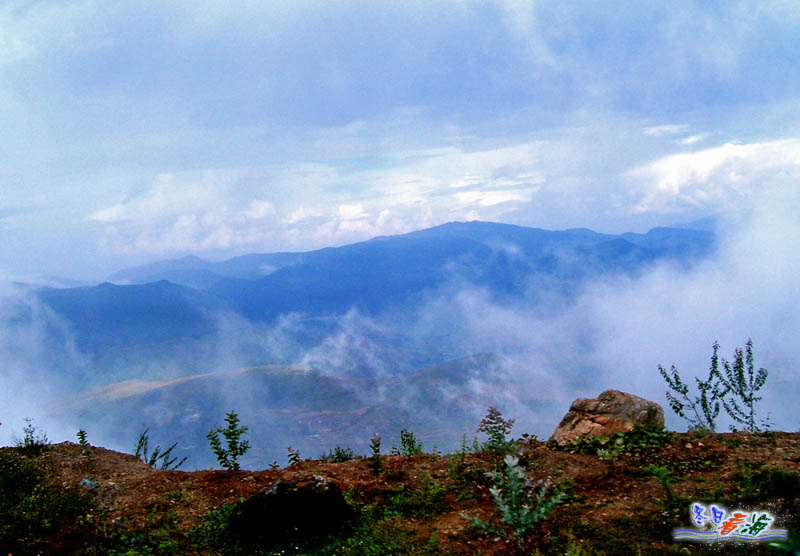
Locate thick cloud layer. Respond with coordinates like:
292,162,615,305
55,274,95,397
1,185,797,464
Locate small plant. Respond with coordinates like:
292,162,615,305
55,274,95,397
392,429,423,456
659,340,770,433
659,341,728,432
646,464,677,506
15,418,49,456
190,501,240,549
207,411,249,471
461,453,566,550
370,434,382,476
477,406,515,454
77,429,91,455
567,424,672,458
287,447,301,466
1,450,93,554
719,339,769,432
135,428,187,470
385,470,445,518
320,445,358,463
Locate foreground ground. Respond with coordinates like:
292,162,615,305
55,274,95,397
2,428,799,555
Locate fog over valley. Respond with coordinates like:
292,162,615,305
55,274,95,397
2,200,798,467
2,1,799,469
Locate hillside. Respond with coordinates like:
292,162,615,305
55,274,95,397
2,425,798,555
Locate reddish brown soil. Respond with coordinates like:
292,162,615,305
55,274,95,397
9,431,800,555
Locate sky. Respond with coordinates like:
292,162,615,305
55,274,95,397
2,0,800,281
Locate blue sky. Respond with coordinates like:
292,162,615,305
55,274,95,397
2,1,800,280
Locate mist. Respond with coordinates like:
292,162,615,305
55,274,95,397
1,187,797,467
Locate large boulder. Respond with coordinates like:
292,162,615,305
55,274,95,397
551,389,664,445
227,471,354,548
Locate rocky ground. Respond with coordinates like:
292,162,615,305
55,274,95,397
2,426,799,555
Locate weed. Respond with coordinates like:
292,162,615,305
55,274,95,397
646,464,678,507
15,418,49,457
461,453,566,550
77,428,91,455
286,446,301,466
0,451,92,555
477,406,515,455
447,436,483,501
660,340,770,433
392,429,423,456
659,341,728,432
719,339,769,432
320,445,358,463
207,411,249,471
567,424,672,458
733,465,800,503
369,434,382,476
385,470,445,518
135,428,187,470
189,500,239,549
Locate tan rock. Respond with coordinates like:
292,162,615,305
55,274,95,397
551,389,665,445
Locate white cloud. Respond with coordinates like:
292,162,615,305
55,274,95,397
677,133,709,146
337,203,368,221
90,173,223,223
630,139,800,213
453,189,533,207
643,124,690,137
242,200,275,220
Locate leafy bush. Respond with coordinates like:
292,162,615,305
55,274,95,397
207,411,250,471
135,428,187,470
659,339,769,432
732,466,800,503
15,418,49,457
385,470,445,518
392,429,423,456
461,454,566,550
566,424,672,458
477,406,515,454
190,501,239,550
0,451,92,555
719,339,769,432
320,445,358,463
446,435,483,500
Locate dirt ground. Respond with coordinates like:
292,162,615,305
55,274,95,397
8,430,800,555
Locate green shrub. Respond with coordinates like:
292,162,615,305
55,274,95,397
320,446,358,463
461,453,566,550
477,406,515,455
446,435,483,501
659,339,770,433
0,451,92,555
189,501,239,549
385,470,445,518
15,418,49,457
719,339,769,432
733,466,800,503
392,429,423,456
207,411,249,471
566,424,672,458
77,429,91,455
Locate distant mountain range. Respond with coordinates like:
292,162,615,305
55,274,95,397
23,220,716,466
31,222,715,373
